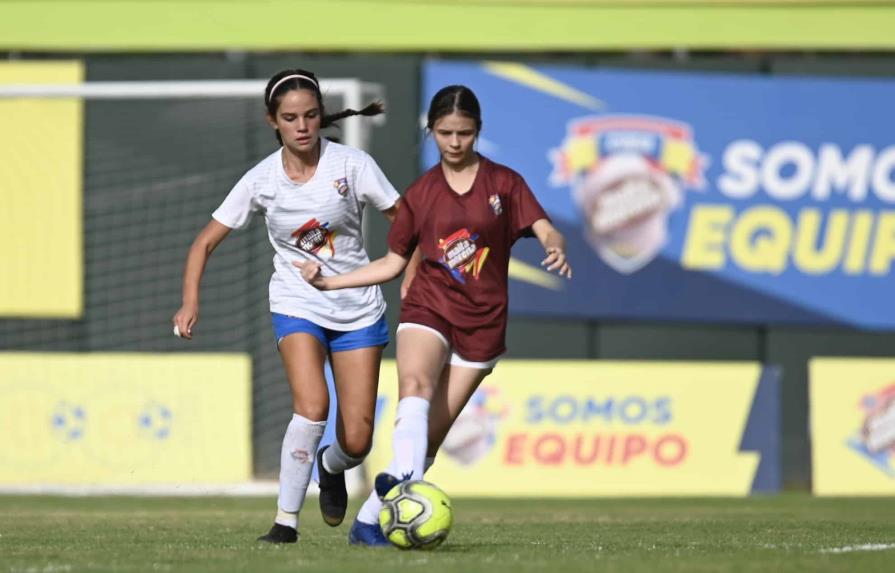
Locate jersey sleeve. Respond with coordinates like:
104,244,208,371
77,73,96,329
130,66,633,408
387,188,418,257
511,175,550,241
356,153,400,211
212,172,259,230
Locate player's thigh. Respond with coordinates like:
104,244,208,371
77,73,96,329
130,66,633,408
278,332,329,420
329,345,383,456
428,364,492,453
396,327,450,400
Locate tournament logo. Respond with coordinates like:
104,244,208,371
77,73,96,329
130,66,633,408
441,386,509,466
333,177,350,197
848,383,895,477
489,194,503,216
291,218,336,255
437,228,490,284
550,115,708,274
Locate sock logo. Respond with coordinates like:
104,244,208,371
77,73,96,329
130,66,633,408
290,448,312,464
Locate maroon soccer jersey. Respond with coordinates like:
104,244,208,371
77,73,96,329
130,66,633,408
388,155,548,361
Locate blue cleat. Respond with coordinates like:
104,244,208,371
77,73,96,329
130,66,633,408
348,519,390,547
374,471,411,499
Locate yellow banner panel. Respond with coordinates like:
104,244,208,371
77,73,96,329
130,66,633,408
0,61,84,318
0,2,893,51
369,361,769,497
0,353,251,485
811,358,895,496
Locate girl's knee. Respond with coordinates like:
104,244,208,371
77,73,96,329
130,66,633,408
399,373,437,399
293,402,328,422
340,425,373,458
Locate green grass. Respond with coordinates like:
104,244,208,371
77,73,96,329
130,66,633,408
1,495,894,573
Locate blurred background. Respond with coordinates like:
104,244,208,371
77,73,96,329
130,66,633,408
2,0,895,498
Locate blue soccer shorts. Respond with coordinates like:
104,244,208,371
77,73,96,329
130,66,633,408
271,313,389,352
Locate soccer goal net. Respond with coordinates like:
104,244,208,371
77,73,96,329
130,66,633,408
0,78,384,493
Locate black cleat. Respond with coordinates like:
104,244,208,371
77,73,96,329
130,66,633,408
374,471,409,500
317,446,348,527
257,523,298,544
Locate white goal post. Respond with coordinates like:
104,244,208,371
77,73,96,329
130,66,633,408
0,78,387,497
0,78,387,152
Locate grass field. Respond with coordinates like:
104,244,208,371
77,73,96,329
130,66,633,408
2,495,894,573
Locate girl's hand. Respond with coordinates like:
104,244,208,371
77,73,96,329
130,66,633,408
292,260,328,290
541,247,572,279
172,303,198,340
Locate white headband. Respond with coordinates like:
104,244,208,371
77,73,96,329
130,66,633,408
267,74,319,102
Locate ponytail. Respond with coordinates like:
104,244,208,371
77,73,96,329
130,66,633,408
323,101,384,128
265,68,385,144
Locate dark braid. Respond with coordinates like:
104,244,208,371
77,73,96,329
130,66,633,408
265,68,384,143
323,101,385,128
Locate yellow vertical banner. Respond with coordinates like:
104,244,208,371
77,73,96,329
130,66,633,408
0,61,84,317
811,358,895,495
0,353,252,484
369,360,777,497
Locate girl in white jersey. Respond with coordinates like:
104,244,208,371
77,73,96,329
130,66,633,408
172,68,401,544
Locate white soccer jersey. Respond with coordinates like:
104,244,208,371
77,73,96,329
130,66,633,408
212,139,400,330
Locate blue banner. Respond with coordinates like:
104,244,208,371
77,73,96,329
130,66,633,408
422,61,895,328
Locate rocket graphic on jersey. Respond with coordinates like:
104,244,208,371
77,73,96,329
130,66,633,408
437,228,489,284
291,218,336,256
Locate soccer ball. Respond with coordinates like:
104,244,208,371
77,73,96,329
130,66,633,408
378,480,453,550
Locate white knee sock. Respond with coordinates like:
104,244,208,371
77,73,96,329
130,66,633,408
390,397,430,481
356,488,385,526
322,440,365,474
275,413,326,529
357,455,436,525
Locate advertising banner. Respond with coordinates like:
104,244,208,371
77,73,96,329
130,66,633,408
368,360,780,497
422,60,895,328
811,357,895,495
0,61,83,318
0,353,252,485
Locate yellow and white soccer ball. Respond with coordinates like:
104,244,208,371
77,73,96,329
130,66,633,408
378,480,453,550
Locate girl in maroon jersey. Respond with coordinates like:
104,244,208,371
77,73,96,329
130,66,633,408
295,85,571,544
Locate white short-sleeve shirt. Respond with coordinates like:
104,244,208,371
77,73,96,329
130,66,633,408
212,139,400,330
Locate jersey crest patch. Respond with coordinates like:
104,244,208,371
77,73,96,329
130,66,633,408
437,228,490,284
489,194,502,216
291,218,336,255
333,177,350,197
